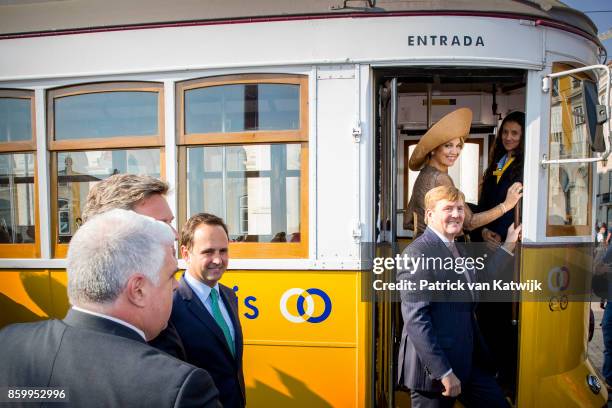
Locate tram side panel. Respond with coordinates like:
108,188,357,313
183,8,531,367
0,270,62,327
315,65,361,262
517,245,607,407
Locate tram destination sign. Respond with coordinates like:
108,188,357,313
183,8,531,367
408,35,485,47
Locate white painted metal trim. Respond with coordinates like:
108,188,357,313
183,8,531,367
0,258,367,271
352,64,362,244
2,65,314,92
369,58,543,70
309,66,318,261
34,88,51,259
0,259,66,269
163,80,178,238
0,58,544,83
522,68,548,242
359,64,373,244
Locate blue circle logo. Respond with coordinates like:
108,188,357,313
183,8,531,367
280,288,332,323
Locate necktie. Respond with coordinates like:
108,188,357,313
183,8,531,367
449,243,476,301
210,289,235,357
449,242,461,259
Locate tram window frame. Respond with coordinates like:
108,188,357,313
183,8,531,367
46,82,165,151
176,74,309,258
47,82,166,258
0,89,39,257
545,63,594,237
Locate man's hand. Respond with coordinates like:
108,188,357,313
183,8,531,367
441,372,461,397
502,224,522,253
482,228,502,251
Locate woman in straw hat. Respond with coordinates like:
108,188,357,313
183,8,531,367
404,107,523,237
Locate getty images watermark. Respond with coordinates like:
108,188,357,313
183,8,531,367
360,242,601,303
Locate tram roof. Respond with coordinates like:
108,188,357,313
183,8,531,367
0,0,601,47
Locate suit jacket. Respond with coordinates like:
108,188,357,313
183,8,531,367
475,161,522,241
397,227,511,392
152,276,246,408
0,309,220,408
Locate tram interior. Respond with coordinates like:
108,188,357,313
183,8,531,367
373,67,527,407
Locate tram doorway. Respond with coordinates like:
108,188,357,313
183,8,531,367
373,66,526,407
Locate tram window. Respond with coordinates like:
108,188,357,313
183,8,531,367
47,82,164,150
0,153,35,244
0,90,38,258
186,144,301,242
177,74,308,258
53,149,161,246
546,66,594,236
47,82,165,257
184,84,299,134
54,92,158,140
0,97,32,143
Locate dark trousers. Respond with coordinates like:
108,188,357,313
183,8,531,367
603,302,612,384
409,366,510,408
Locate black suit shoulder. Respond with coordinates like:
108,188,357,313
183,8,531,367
0,319,220,408
0,319,66,387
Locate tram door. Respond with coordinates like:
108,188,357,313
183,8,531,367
374,67,526,407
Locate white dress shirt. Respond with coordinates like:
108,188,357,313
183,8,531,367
71,305,146,341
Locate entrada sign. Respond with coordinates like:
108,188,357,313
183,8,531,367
408,35,485,47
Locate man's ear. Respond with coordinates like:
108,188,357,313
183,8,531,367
181,245,190,263
125,274,147,307
425,208,432,224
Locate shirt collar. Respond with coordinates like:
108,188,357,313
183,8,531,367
184,271,219,303
427,225,453,244
71,305,146,341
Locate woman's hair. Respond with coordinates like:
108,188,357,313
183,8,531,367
484,111,525,181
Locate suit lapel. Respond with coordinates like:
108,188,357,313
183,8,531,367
178,276,237,361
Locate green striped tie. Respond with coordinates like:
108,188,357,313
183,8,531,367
210,289,235,357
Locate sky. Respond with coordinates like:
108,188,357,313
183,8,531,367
562,0,612,61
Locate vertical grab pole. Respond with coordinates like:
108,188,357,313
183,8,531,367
388,77,398,408
391,78,398,243
512,200,522,325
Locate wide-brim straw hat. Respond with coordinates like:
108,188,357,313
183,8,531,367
408,108,473,171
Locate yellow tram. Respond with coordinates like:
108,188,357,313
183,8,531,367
0,1,610,406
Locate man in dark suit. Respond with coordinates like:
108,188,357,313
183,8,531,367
397,185,520,408
153,213,246,408
0,209,220,407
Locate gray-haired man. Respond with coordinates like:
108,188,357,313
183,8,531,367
0,209,220,407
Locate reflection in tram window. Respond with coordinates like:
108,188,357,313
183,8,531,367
186,144,301,243
0,153,35,243
55,149,161,243
0,98,32,143
184,84,299,134
547,73,592,233
54,91,159,141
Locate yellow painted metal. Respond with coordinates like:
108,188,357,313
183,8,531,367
517,246,607,407
0,270,51,327
222,270,370,407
